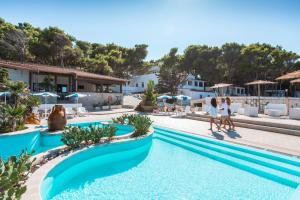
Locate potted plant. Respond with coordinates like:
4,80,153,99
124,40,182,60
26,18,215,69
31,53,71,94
141,80,157,112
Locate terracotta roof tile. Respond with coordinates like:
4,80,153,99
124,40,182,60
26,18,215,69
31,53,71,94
0,60,126,83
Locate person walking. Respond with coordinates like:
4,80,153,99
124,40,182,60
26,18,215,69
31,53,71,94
219,98,229,129
226,97,235,131
209,98,220,131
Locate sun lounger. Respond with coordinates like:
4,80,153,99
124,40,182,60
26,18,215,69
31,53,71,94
244,106,258,117
65,107,75,118
289,108,300,120
77,107,87,117
264,103,287,116
230,103,242,114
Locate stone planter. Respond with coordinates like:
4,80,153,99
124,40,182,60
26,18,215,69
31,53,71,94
141,105,155,112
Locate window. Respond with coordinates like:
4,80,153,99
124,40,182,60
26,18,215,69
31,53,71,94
188,81,192,86
136,83,139,87
194,81,198,86
199,82,203,87
237,88,240,94
78,85,84,90
142,82,144,88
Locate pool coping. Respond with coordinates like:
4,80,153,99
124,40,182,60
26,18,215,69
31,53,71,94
22,128,153,200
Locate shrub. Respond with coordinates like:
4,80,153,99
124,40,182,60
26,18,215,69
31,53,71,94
143,80,157,106
61,125,117,149
61,127,84,149
102,125,116,139
0,151,35,200
113,114,152,137
88,126,104,144
112,114,129,124
131,115,152,137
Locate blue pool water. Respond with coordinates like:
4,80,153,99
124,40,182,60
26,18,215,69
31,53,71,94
0,122,134,160
42,127,300,200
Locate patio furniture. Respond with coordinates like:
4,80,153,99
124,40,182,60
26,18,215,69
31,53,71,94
264,103,287,116
230,103,242,114
237,108,245,115
41,108,51,118
77,107,87,117
65,107,75,118
268,109,281,117
244,106,258,117
289,108,300,120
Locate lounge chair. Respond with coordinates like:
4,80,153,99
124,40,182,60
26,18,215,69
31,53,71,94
230,103,242,114
289,108,300,120
180,106,191,117
244,106,258,117
77,107,87,117
264,103,287,116
65,107,75,118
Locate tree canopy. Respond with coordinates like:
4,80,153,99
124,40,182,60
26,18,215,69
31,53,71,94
0,18,299,87
0,18,149,78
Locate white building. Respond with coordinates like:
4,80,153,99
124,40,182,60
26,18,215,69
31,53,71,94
122,66,159,94
178,74,216,99
122,67,216,100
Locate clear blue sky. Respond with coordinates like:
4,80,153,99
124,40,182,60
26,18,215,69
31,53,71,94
1,0,300,60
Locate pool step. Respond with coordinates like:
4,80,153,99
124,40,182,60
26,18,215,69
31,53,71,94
154,134,299,188
185,114,300,136
155,129,300,177
154,127,300,168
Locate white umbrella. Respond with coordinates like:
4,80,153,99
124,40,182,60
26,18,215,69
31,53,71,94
157,95,172,100
0,91,10,105
31,92,60,116
65,93,87,115
175,95,191,100
175,95,191,106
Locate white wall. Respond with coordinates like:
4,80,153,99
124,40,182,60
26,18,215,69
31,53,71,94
123,73,159,94
6,68,29,84
179,89,216,100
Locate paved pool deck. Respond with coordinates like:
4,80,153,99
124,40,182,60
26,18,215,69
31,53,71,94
40,110,300,157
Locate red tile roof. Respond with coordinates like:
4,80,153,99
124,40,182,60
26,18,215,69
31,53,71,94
0,60,126,84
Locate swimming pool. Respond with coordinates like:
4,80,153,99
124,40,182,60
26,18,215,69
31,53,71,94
41,127,300,200
0,122,134,160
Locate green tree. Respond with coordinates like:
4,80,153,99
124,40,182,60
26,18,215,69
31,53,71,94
157,48,187,95
4,105,26,132
8,81,29,105
0,29,28,62
182,45,221,84
217,43,244,84
40,75,55,91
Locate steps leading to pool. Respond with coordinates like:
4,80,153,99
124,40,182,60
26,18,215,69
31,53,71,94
154,127,300,188
185,113,300,136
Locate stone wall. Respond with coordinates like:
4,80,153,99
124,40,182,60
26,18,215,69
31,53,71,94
77,92,123,111
192,96,300,109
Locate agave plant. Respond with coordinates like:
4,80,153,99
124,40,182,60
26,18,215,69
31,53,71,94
0,151,35,200
61,127,84,150
112,114,153,137
112,114,129,124
88,126,103,144
131,115,152,137
102,125,116,140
